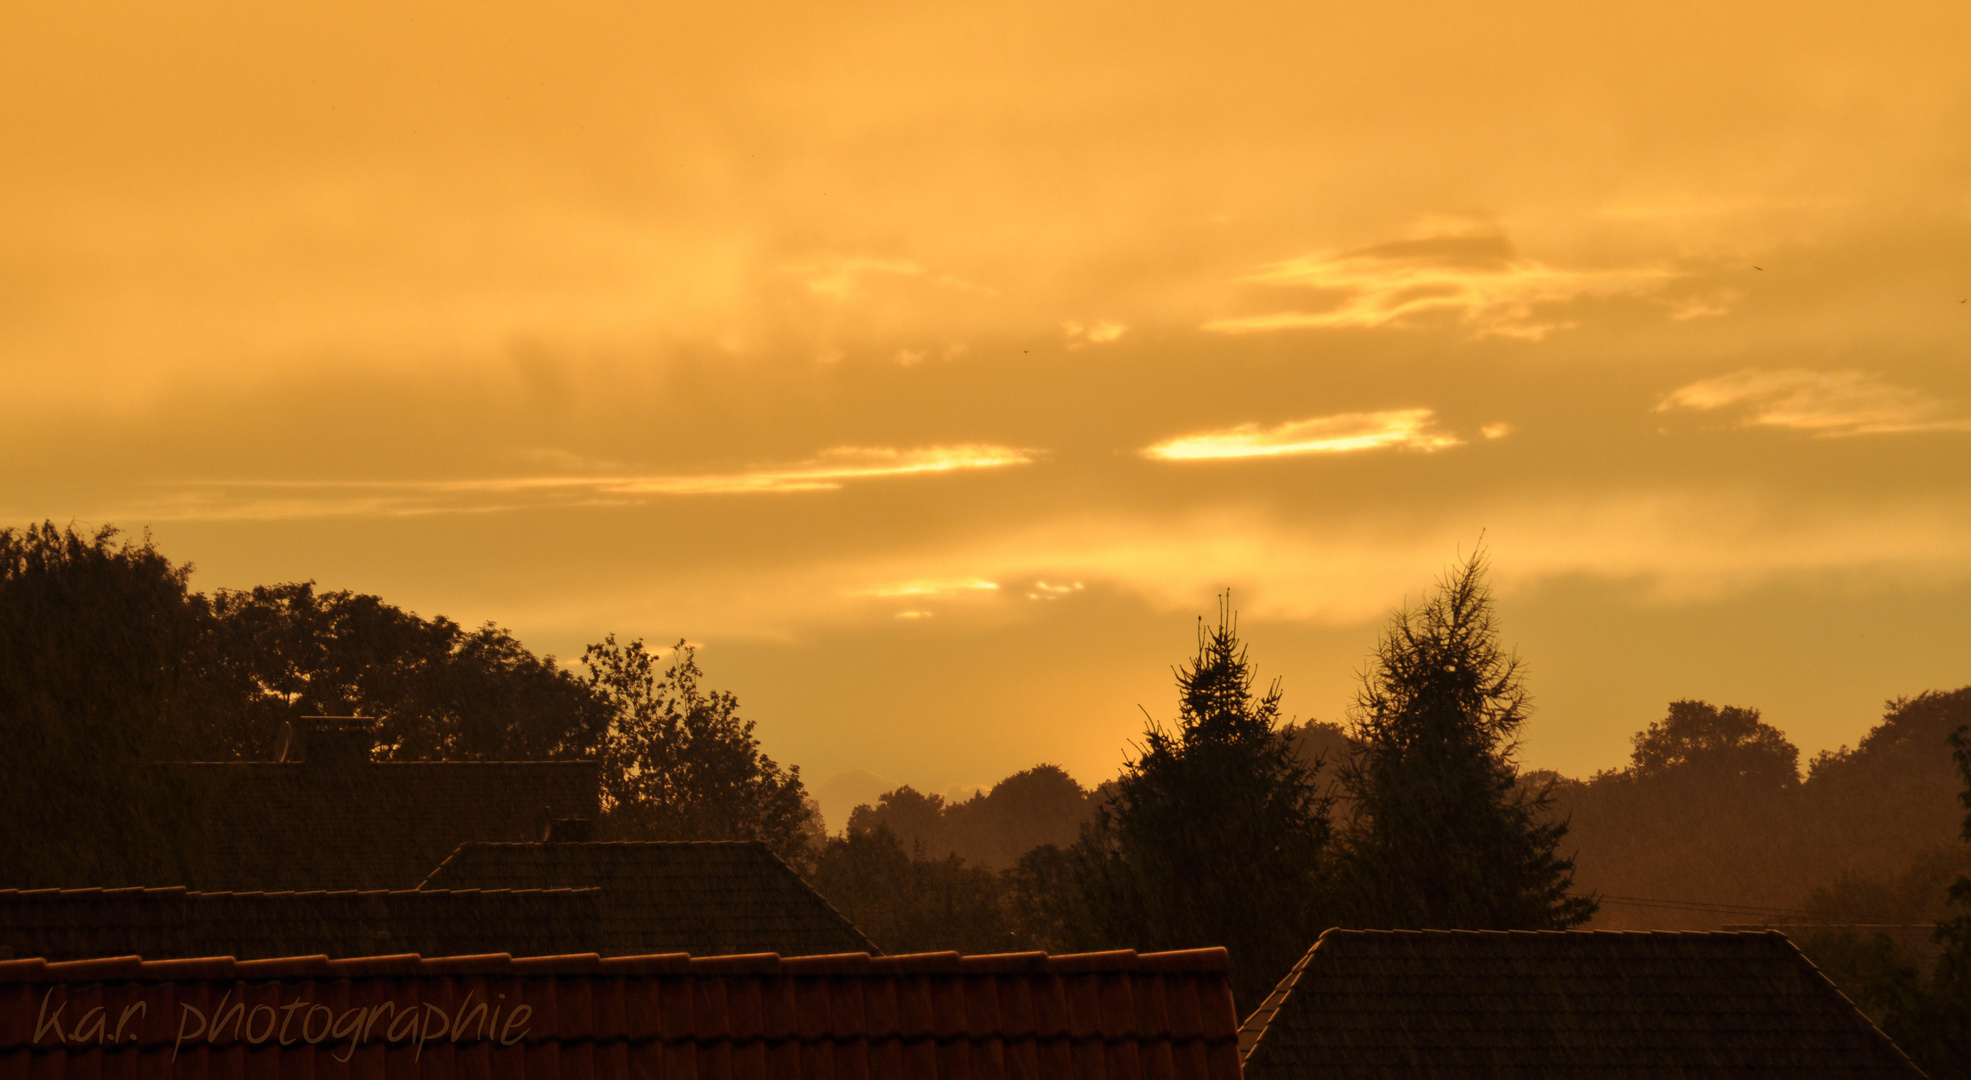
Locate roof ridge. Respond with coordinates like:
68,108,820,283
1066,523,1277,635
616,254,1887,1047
2,887,606,899
440,840,776,848
1770,928,1932,1073
165,760,599,767
756,846,883,956
0,887,189,898
1237,933,1321,1062
0,946,1227,983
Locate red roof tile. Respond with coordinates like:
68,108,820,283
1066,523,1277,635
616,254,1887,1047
0,948,1238,1080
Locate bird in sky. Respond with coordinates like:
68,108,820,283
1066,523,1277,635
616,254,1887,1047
1753,265,1764,271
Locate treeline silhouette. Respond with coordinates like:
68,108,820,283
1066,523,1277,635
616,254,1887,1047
815,559,1594,1007
0,523,818,890
1550,692,1971,926
5,522,1969,1074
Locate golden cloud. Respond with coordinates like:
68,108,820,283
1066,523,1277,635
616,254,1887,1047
1143,409,1462,461
1658,370,1971,436
1063,320,1127,348
1204,232,1683,340
105,445,1034,521
853,579,1001,599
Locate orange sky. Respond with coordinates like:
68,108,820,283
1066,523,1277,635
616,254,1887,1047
5,0,1970,828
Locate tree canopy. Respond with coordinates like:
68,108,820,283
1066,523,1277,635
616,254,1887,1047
1342,548,1595,930
584,634,819,863
0,521,815,887
1067,596,1336,1006
208,581,611,762
0,524,220,886
845,765,1093,870
1629,699,1800,790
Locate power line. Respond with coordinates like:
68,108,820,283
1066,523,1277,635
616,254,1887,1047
1596,894,1916,924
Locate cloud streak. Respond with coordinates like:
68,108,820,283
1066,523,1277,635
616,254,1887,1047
1143,409,1463,461
1204,232,1683,340
1659,370,1971,436
549,493,1971,643
108,445,1035,521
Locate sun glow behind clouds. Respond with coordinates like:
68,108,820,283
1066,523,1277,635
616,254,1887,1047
1658,370,1971,436
1143,409,1462,461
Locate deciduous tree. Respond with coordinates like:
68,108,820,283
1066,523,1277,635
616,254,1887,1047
0,524,220,886
583,635,818,862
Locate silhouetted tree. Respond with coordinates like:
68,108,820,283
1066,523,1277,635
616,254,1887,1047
1070,596,1336,1007
1903,724,1971,1075
847,765,1095,870
0,524,223,886
1342,549,1594,929
584,635,817,862
209,582,608,761
1553,690,1970,929
809,824,1017,954
848,786,950,857
1630,700,1800,790
1811,723,1971,1080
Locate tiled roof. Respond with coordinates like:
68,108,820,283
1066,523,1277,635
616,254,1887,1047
0,887,603,962
0,947,1241,1080
418,841,879,957
169,759,599,891
1238,929,1925,1079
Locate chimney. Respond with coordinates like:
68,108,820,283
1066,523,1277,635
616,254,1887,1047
299,717,377,768
543,818,597,843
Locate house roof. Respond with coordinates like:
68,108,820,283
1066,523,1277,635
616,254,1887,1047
0,887,604,963
1238,929,1925,1079
169,759,599,891
418,840,879,957
0,947,1242,1080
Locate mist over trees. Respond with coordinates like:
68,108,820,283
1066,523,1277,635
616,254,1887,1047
809,825,1019,954
843,765,1094,870
1555,689,1971,925
1826,725,1971,1079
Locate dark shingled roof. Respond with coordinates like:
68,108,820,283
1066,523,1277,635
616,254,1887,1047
0,887,603,962
168,759,599,891
418,840,879,957
1239,929,1925,1080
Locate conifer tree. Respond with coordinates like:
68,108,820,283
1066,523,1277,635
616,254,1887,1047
1342,549,1595,929
1074,595,1335,1006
